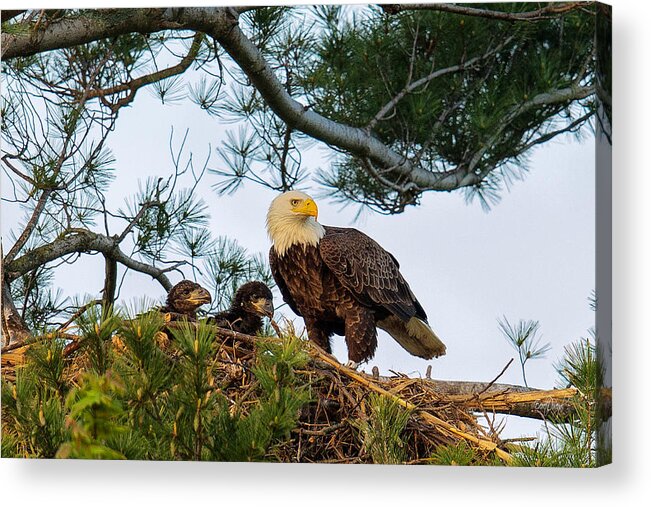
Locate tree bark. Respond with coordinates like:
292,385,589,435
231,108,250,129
101,254,118,313
380,3,591,22
1,280,32,346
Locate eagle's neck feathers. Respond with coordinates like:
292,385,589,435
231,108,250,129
267,213,325,256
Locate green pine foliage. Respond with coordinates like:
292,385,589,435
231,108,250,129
1,303,607,466
1,340,69,457
56,372,128,459
207,335,310,461
355,393,410,464
303,5,595,211
429,440,503,467
498,317,552,387
511,337,604,467
1,307,311,461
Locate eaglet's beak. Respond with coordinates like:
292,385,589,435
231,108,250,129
292,198,318,219
252,297,274,318
187,288,212,306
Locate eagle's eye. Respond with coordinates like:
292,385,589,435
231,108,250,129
290,199,300,206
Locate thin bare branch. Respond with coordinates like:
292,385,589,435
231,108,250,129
90,32,204,113
519,111,593,152
368,35,514,131
4,189,54,265
380,3,593,22
1,154,38,187
116,201,159,244
468,84,594,174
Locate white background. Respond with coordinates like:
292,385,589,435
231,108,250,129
1,0,649,504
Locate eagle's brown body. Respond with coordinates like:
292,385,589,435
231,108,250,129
270,225,443,363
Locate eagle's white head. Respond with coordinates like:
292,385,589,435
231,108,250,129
266,190,326,256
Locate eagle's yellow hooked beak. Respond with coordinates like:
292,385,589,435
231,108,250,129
187,288,212,306
251,297,274,318
292,197,318,219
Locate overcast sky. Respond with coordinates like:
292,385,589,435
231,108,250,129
1,5,595,441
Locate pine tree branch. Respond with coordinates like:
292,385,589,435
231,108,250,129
88,32,204,113
3,63,110,265
115,201,159,244
1,6,597,200
1,154,38,187
3,188,54,265
0,7,242,60
216,19,477,191
1,9,170,59
468,84,594,175
2,124,81,264
57,299,103,332
518,111,593,152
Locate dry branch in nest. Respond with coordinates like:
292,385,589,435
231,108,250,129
0,319,611,464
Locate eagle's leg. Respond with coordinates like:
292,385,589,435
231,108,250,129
304,318,334,354
344,307,377,365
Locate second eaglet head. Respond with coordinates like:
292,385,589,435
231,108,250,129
234,281,274,318
167,280,212,315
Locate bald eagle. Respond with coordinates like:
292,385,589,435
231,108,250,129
160,280,212,320
208,281,274,335
266,190,446,365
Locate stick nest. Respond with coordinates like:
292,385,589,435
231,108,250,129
2,320,523,464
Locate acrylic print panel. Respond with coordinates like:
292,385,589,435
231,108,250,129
1,2,611,466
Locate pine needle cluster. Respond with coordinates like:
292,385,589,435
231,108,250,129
354,393,410,464
511,337,607,467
